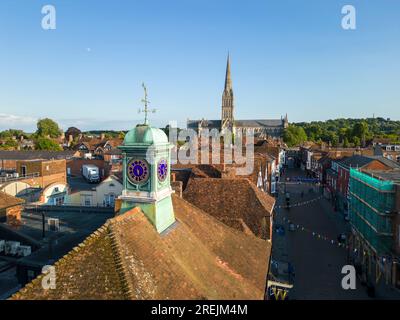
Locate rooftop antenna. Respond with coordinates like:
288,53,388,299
138,82,156,125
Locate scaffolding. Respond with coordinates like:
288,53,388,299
349,168,395,256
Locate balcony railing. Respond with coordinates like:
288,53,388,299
0,172,40,184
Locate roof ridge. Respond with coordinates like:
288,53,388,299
107,222,136,300
176,195,262,240
105,207,143,300
245,179,276,215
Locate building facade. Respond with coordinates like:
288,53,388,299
348,169,400,293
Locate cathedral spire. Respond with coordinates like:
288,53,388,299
224,53,232,92
221,53,234,131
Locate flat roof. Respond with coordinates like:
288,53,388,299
16,209,113,266
363,169,400,184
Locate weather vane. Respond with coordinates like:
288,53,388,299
138,82,156,125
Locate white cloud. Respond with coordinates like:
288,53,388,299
0,113,169,133
0,113,37,132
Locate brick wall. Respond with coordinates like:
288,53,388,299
17,160,67,189
16,159,66,177
337,167,349,197
363,160,393,171
0,159,17,170
16,160,41,175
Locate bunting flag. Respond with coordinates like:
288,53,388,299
276,195,323,209
278,218,349,250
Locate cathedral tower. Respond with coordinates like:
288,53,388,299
221,54,234,132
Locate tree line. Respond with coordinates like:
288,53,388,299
0,118,64,151
283,117,400,147
0,119,127,151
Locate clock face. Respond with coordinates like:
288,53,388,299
157,159,168,182
127,159,149,185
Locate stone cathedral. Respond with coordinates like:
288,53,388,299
187,55,288,138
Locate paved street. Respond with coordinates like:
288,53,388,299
272,168,370,300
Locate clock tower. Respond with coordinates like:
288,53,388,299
117,88,175,233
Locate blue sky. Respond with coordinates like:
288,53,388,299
1,0,400,131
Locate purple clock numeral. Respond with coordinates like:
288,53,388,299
127,159,149,184
157,159,168,182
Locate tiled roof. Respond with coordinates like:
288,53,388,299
187,119,285,129
368,156,400,169
11,195,270,300
235,119,284,127
0,191,25,209
183,178,275,240
74,138,123,152
172,164,222,179
338,155,400,169
187,120,221,129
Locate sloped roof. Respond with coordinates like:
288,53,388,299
0,191,25,209
74,138,123,152
235,119,284,128
183,178,275,240
0,150,76,160
338,155,400,169
187,119,222,129
368,156,400,169
11,195,270,300
187,119,285,129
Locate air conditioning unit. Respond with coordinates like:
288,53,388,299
5,241,20,256
0,240,5,253
48,218,60,232
17,245,32,257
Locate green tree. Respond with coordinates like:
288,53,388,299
35,137,62,151
343,137,350,148
352,121,369,147
283,125,308,147
352,136,361,147
118,131,126,140
0,138,18,150
36,118,61,138
0,129,26,139
305,124,322,141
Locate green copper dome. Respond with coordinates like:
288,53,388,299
123,124,168,146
